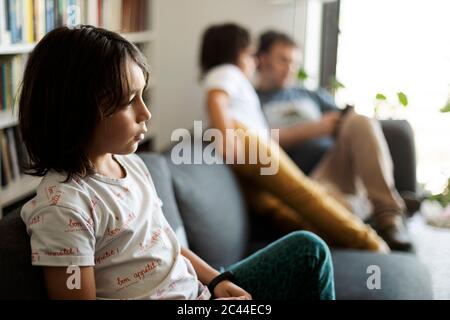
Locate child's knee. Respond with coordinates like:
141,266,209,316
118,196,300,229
284,231,331,260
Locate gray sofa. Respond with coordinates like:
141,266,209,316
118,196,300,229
0,121,433,299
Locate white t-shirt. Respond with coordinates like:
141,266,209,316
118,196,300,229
20,154,210,300
203,64,269,132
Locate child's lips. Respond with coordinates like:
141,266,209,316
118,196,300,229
134,133,145,141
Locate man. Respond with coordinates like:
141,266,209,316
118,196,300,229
256,31,413,252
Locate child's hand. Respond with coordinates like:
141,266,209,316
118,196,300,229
213,280,252,300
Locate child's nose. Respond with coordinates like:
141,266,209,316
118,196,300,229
145,108,152,122
138,101,152,123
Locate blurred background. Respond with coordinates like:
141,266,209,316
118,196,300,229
2,0,448,204
149,0,450,197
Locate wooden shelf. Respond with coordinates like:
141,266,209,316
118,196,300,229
0,175,41,208
0,110,18,130
0,43,35,55
0,31,155,55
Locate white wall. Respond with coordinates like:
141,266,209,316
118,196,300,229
152,0,308,150
303,0,323,89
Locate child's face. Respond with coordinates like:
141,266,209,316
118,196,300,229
90,62,151,157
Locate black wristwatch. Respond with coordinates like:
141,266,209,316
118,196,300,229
208,271,235,299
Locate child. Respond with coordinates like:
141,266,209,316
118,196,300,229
19,25,334,300
201,23,390,252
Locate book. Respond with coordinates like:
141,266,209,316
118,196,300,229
23,0,35,43
78,0,87,25
0,62,4,111
1,60,12,112
33,0,47,42
1,0,151,46
6,127,20,180
86,0,98,26
121,0,131,33
103,0,121,32
59,0,67,27
8,0,23,44
11,55,23,109
67,0,81,27
0,131,2,187
0,129,12,185
0,0,12,45
45,0,54,33
0,62,6,111
97,0,102,27
13,125,29,174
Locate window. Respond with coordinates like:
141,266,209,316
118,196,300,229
335,0,450,193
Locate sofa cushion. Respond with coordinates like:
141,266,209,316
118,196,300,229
137,153,189,247
165,153,250,269
332,249,433,299
380,120,416,193
0,211,47,299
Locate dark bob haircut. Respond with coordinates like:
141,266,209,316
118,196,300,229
257,30,296,57
18,25,150,181
200,23,251,76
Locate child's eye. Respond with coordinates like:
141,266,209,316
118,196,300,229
127,97,136,107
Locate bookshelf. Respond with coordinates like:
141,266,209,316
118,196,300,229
0,43,35,55
0,0,157,218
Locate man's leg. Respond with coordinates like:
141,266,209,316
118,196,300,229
311,111,413,251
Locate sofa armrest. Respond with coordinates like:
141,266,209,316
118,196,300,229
380,120,417,193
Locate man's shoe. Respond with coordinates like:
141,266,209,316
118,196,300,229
400,191,424,216
375,218,415,253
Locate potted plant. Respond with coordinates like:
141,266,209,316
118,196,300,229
374,92,409,119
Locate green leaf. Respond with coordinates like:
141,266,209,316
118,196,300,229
441,99,450,113
397,92,408,107
330,78,345,91
375,93,387,101
428,178,450,207
297,69,308,82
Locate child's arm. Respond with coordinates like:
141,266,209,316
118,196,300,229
181,247,219,285
181,247,252,300
43,266,96,300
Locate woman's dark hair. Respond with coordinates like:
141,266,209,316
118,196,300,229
18,25,150,181
257,30,296,57
200,23,251,76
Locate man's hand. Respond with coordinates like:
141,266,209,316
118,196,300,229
214,280,252,300
317,111,341,136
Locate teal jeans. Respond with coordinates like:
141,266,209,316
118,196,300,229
225,231,335,300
